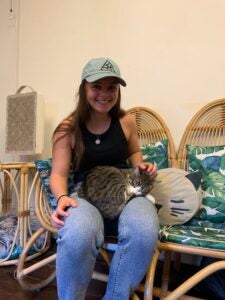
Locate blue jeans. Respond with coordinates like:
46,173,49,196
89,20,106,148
56,195,159,300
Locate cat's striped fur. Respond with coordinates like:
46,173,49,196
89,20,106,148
77,166,154,219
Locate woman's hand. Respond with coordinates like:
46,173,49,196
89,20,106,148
51,196,78,227
137,162,158,179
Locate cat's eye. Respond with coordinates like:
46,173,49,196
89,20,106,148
133,180,139,186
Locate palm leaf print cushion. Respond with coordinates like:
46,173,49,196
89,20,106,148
141,139,168,169
160,218,225,250
35,159,75,210
0,214,45,260
187,145,225,223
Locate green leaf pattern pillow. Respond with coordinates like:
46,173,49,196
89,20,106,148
160,219,225,250
141,139,168,170
187,145,225,223
35,159,75,210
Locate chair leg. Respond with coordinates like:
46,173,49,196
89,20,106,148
173,252,181,272
100,248,111,266
131,293,141,300
164,260,225,300
144,247,160,300
160,251,172,299
17,227,56,291
99,247,154,300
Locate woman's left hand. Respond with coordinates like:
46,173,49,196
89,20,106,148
137,162,157,178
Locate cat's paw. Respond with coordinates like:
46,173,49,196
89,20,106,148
146,193,155,204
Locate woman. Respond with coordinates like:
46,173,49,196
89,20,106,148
50,57,159,300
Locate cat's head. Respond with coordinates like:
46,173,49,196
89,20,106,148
128,166,153,194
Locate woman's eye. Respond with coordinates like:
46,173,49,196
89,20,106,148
108,85,117,92
92,85,101,90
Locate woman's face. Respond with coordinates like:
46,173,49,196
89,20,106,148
85,77,120,113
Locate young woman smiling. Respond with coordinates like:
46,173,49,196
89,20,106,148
50,57,159,300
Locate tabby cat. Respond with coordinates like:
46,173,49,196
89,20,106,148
77,166,155,219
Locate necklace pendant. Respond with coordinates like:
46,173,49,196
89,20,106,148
95,138,101,145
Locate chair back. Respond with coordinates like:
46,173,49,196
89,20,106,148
127,106,176,167
177,98,225,169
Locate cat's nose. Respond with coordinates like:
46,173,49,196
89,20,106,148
137,187,142,194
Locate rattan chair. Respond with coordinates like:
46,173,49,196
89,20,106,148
17,106,176,299
151,98,225,300
0,163,50,266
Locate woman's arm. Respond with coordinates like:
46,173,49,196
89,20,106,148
50,123,77,226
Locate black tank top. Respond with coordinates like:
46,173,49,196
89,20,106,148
74,118,129,183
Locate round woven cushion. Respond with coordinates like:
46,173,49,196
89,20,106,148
151,168,202,225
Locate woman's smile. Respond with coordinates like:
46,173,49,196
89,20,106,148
85,77,120,112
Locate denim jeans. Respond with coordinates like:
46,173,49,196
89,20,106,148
56,195,159,300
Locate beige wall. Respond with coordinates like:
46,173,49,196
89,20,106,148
1,0,225,161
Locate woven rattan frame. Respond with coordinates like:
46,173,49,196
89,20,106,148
153,98,225,300
127,106,176,167
17,106,176,298
0,163,50,267
178,98,225,169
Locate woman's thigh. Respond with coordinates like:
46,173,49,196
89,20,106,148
57,196,104,252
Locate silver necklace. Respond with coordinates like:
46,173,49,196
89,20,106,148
95,135,101,144
93,118,111,145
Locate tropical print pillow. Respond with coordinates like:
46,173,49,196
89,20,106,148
187,144,225,223
35,159,75,210
0,215,45,260
141,139,168,169
160,218,225,250
0,215,18,259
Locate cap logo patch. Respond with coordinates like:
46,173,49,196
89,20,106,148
100,60,116,73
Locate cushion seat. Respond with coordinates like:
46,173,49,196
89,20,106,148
160,218,225,250
0,215,45,260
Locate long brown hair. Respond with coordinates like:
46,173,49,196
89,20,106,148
53,80,126,170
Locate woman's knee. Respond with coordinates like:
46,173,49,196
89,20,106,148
118,197,159,246
57,200,104,253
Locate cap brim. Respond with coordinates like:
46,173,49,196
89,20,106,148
85,73,126,87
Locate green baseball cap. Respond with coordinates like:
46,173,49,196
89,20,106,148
81,57,126,86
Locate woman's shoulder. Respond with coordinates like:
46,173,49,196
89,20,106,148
61,116,73,126
52,116,74,144
119,112,137,140
55,116,73,132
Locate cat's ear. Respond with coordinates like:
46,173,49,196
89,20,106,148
134,166,140,176
185,171,202,190
136,166,148,176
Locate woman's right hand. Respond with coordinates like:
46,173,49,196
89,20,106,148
51,196,78,227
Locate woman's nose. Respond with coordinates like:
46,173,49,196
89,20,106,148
98,89,110,98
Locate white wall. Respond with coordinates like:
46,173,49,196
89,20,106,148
1,0,225,161
0,0,18,161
